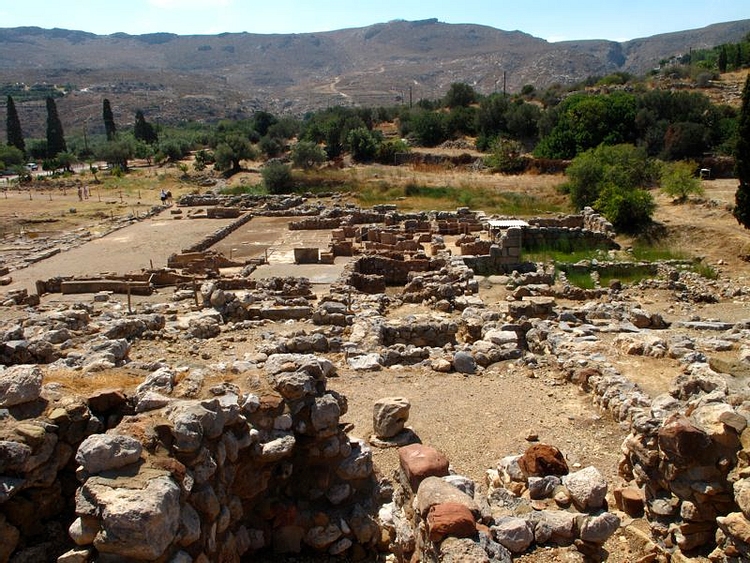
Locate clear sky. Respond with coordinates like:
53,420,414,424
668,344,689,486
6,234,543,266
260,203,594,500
0,0,747,42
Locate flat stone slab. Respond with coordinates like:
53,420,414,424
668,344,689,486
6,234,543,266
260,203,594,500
674,321,734,331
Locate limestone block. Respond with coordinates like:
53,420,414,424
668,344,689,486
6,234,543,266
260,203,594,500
373,397,410,439
0,364,43,407
562,466,608,511
75,434,142,474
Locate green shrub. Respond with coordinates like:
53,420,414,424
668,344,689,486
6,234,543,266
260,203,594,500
660,160,704,202
375,138,409,165
262,161,294,194
595,185,655,233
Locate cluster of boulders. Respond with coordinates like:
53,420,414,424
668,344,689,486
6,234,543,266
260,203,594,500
2,354,384,563
377,441,620,563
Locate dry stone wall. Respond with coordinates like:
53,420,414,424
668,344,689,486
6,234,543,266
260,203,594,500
2,355,382,563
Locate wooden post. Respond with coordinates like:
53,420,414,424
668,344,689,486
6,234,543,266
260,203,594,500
127,281,132,314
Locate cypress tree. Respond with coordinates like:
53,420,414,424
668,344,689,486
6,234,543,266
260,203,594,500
103,98,116,141
718,45,728,73
6,95,25,153
134,110,158,144
45,96,67,158
733,73,750,229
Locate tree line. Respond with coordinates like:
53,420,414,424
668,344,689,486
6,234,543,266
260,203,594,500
3,71,750,231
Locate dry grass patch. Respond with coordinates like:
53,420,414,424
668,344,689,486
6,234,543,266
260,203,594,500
44,367,146,395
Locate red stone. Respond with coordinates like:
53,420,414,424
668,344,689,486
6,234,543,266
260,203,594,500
427,502,476,542
518,443,568,477
657,415,711,466
398,444,450,492
613,485,645,516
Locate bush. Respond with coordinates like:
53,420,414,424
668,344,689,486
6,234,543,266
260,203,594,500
484,138,529,174
375,138,409,165
262,160,294,194
346,127,380,162
564,144,658,232
595,185,655,233
660,160,704,202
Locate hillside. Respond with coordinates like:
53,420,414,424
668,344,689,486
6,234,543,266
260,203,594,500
1,18,749,137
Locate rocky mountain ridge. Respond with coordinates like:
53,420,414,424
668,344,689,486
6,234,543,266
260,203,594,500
1,18,749,134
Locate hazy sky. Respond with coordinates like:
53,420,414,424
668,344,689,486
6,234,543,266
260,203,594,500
0,0,747,42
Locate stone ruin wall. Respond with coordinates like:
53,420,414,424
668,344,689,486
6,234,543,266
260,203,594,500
1,357,382,563
9,199,750,561
528,316,750,562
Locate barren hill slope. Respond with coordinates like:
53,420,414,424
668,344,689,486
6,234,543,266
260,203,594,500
1,18,749,136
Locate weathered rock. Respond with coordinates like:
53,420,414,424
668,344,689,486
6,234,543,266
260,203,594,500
491,516,534,553
264,353,335,379
0,440,32,473
311,394,341,434
718,511,750,545
439,536,510,563
271,371,317,400
0,364,43,407
304,523,342,550
527,475,561,500
735,479,750,520
347,353,383,371
75,434,142,474
337,440,373,480
562,466,608,511
657,415,711,467
83,474,181,560
56,547,92,563
261,435,296,462
416,476,480,518
68,516,100,546
373,397,411,439
453,351,477,374
579,511,620,543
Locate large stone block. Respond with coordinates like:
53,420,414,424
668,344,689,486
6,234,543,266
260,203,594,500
399,444,450,492
426,502,476,542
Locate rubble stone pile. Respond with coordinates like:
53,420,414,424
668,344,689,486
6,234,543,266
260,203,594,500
379,442,621,562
